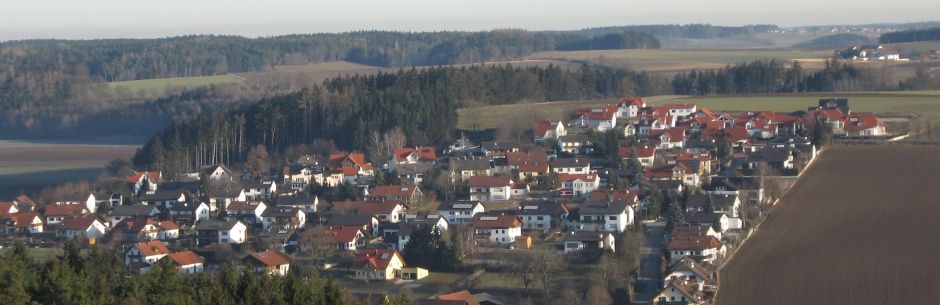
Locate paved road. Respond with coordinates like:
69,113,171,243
632,221,666,305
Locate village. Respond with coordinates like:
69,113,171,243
0,96,895,305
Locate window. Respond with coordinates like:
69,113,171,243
536,216,544,221
608,216,617,220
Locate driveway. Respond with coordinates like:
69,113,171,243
632,221,666,305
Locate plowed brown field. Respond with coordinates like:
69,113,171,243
716,145,940,305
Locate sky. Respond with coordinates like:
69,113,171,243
1,0,938,41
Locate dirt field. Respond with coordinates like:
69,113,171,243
716,145,940,305
0,140,139,197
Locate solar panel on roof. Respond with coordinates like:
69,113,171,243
479,216,498,221
381,253,389,259
523,206,539,210
452,204,473,209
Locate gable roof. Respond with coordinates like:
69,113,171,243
126,171,161,184
618,96,646,107
333,200,403,215
0,202,17,218
43,204,88,217
193,220,242,231
329,153,368,169
324,214,377,227
111,205,159,217
56,217,99,230
534,120,562,137
550,158,589,168
353,249,404,270
226,201,265,211
132,240,171,257
394,147,437,162
518,202,568,216
472,215,521,229
668,256,716,280
330,226,364,243
667,235,722,251
440,201,483,211
371,184,420,198
579,201,631,215
8,213,41,228
469,176,512,188
451,159,491,171
588,190,639,204
167,250,204,266
558,173,598,183
247,250,290,267
619,145,656,158
436,291,481,305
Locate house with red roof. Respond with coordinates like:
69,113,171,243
645,162,700,187
469,176,513,201
56,217,106,241
422,290,481,305
390,147,437,170
110,218,161,242
43,204,89,225
558,173,600,198
619,144,657,167
4,212,43,234
844,115,887,137
333,200,406,223
0,201,19,219
329,152,374,183
124,240,171,269
533,120,567,143
245,250,291,276
126,170,161,194
472,215,522,246
329,226,366,250
648,127,687,149
673,152,713,175
165,250,205,274
352,249,406,280
506,151,550,181
574,104,619,132
617,97,647,117
370,184,423,206
654,278,708,305
667,235,725,264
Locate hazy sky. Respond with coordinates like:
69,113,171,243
1,0,937,41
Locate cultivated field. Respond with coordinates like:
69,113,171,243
525,49,833,74
0,140,139,197
109,74,245,96
716,145,940,305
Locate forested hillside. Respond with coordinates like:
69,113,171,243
879,27,940,43
793,33,875,49
670,60,887,94
131,64,668,175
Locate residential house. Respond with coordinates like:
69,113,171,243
283,165,315,190
43,204,88,225
617,97,646,117
619,145,657,167
275,195,320,213
126,171,161,194
654,279,708,305
648,128,687,149
370,184,423,206
518,202,569,231
844,115,887,137
534,120,567,143
578,201,634,232
324,214,380,236
203,165,236,183
391,146,437,171
56,217,106,241
261,207,306,230
556,134,592,155
225,201,267,225
437,201,485,225
393,163,434,184
669,224,722,243
746,147,795,170
664,257,718,292
109,204,160,227
13,195,36,212
686,193,741,219
330,226,366,250
242,179,277,200
352,249,406,280
110,218,160,242
206,187,247,212
674,152,713,175
329,152,374,184
124,240,171,270
469,176,513,201
138,189,188,209
56,193,98,213
666,234,725,264
472,215,522,246
709,176,764,206
506,151,550,181
481,141,522,158
550,158,591,174
450,159,492,181
245,250,291,276
562,230,616,254
645,162,700,187
419,291,482,305
559,173,600,198
685,212,732,232
165,251,205,274
334,200,406,223
167,202,211,227
662,103,698,117
157,220,180,240
575,104,619,132
194,220,247,245
5,212,43,234
382,217,448,251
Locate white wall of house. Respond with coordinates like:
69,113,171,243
580,209,633,232
477,227,521,245
218,222,247,244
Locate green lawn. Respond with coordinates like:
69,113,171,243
108,74,244,96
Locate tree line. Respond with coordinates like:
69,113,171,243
0,242,397,305
879,27,940,43
132,64,668,174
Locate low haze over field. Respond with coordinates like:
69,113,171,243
2,0,939,40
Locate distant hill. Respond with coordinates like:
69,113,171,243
794,33,875,49
880,27,940,44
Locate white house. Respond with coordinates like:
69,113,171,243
562,230,616,253
56,193,97,214
261,207,306,230
518,202,569,231
550,158,591,174
663,103,698,117
352,249,406,281
534,120,567,143
330,227,366,250
225,201,267,225
437,201,485,225
654,279,707,305
165,251,205,274
664,257,717,292
472,215,522,246
559,173,600,198
246,250,291,276
194,220,247,245
56,217,106,241
124,240,171,268
556,135,592,154
578,201,634,232
168,202,211,226
666,235,725,265
468,176,512,201
138,189,187,209
617,97,646,117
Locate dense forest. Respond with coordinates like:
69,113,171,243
572,24,779,39
793,33,875,49
131,64,668,174
879,27,940,43
670,60,893,95
0,242,393,305
557,32,661,51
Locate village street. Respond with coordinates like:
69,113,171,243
632,221,666,305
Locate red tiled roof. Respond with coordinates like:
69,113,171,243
674,152,711,162
330,227,363,243
168,250,204,266
472,215,521,229
353,249,403,270
157,220,180,230
15,195,32,204
394,147,437,163
133,240,171,257
371,184,419,198
248,250,290,267
0,202,16,218
43,204,88,217
558,173,598,183
618,97,646,107
9,213,41,228
701,126,749,143
126,171,161,184
534,120,558,137
619,145,656,158
588,190,639,203
436,291,481,305
57,217,99,230
469,176,512,188
227,201,263,211
667,235,722,251
335,200,403,215
649,127,687,142
844,115,882,131
329,153,368,169
645,163,695,179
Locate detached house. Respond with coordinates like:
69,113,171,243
469,176,513,201
167,202,210,226
472,215,522,246
283,165,315,190
562,230,616,254
665,257,718,293
194,220,247,245
686,193,741,219
138,189,187,209
551,158,591,174
559,173,600,198
450,159,492,181
667,235,725,264
556,134,592,155
334,200,406,223
165,251,205,274
203,165,236,183
391,147,437,170
574,104,619,132
506,151,550,181
370,184,423,206
109,205,160,227
578,201,634,232
534,120,567,143
438,201,485,224
261,207,306,230
124,241,171,271
225,201,267,225
481,141,522,158
619,145,657,167
617,97,646,117
276,195,320,213
329,152,374,184
655,279,708,305
330,226,366,250
518,202,569,231
56,217,106,241
43,204,89,225
645,162,700,187
352,249,406,281
5,212,43,234
245,250,291,276
648,128,687,149
56,193,98,214
126,171,161,194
